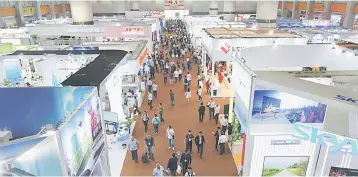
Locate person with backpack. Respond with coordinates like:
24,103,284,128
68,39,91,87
158,103,164,122
167,153,178,176
152,114,161,135
142,111,149,133
145,134,155,160
184,167,195,176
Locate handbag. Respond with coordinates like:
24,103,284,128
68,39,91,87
177,165,182,174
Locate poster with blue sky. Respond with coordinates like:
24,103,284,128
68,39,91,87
59,93,104,176
2,59,22,85
0,86,95,139
251,90,327,124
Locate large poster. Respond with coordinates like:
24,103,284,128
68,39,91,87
59,93,105,176
2,59,22,85
0,135,62,176
251,90,327,124
262,156,309,176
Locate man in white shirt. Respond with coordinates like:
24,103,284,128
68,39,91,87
152,82,158,98
214,104,220,125
166,125,175,150
147,79,153,93
218,133,227,155
174,70,179,83
208,98,215,120
178,69,183,82
148,92,153,110
221,116,228,133
186,72,191,85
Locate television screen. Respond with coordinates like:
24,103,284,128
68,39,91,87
329,167,358,177
262,156,309,177
261,96,281,114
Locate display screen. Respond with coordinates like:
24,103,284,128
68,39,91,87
329,167,358,177
252,90,327,124
262,156,309,177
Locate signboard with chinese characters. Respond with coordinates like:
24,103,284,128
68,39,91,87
122,27,145,35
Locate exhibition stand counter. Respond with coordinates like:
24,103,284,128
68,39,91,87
0,87,110,176
230,44,358,176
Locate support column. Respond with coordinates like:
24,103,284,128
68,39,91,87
343,1,356,29
70,1,93,25
323,1,331,20
256,1,277,28
280,1,286,17
223,1,236,22
61,3,66,17
35,0,42,19
14,1,23,27
305,1,314,20
49,1,55,19
292,1,299,19
209,1,219,15
130,1,139,11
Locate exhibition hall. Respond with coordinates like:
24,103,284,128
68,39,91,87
1,0,358,177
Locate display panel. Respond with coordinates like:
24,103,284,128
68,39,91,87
262,156,309,177
329,167,358,177
59,93,105,176
0,136,62,176
69,46,99,51
252,90,327,124
2,59,22,85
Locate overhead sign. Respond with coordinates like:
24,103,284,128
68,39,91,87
139,48,148,66
68,28,104,33
293,123,358,155
335,95,358,104
122,27,144,35
22,7,35,16
271,140,301,145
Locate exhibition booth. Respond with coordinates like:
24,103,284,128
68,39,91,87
0,86,110,176
229,44,358,176
288,29,358,44
201,27,308,98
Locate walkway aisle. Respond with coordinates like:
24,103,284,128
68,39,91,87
120,35,237,176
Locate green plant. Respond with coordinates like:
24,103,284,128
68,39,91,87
2,79,10,87
231,112,242,143
122,118,133,128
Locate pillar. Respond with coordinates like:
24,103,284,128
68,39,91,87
14,1,23,27
209,1,219,15
61,3,66,17
323,1,331,20
305,1,314,20
49,1,55,19
70,1,93,25
291,1,299,19
130,1,139,11
343,1,356,29
35,0,42,19
280,1,286,17
256,1,278,28
223,1,236,22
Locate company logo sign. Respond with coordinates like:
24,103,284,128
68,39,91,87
122,27,145,35
293,123,358,155
220,43,231,54
335,95,358,104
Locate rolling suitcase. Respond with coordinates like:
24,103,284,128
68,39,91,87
142,152,148,163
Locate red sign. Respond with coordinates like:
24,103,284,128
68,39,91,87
125,27,143,32
220,43,231,54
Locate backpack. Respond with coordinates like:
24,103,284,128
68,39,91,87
142,152,148,163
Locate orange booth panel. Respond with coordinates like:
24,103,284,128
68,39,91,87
312,3,324,12
64,4,71,12
285,2,293,9
331,3,347,14
297,2,307,11
54,4,62,14
40,5,50,14
355,4,358,14
278,2,282,9
0,8,16,17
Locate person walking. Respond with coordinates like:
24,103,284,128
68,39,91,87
174,69,179,83
142,111,149,133
213,127,221,151
169,71,174,84
197,86,203,101
183,76,189,91
169,90,175,108
184,167,195,177
133,96,141,115
221,115,229,134
158,103,164,122
180,151,192,175
128,136,139,163
153,163,164,177
214,104,221,125
178,68,183,82
198,102,205,123
194,131,205,159
163,71,168,85
152,114,161,135
185,87,191,103
218,132,227,155
167,153,178,176
147,79,153,93
186,72,191,86
148,92,154,110
145,134,155,160
152,82,158,98
184,130,194,153
166,125,175,150
207,98,215,120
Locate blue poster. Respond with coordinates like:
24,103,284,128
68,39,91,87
3,59,22,85
59,93,104,176
234,94,248,133
0,136,62,176
0,87,95,139
251,90,327,124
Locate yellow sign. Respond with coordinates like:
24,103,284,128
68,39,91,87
23,7,35,16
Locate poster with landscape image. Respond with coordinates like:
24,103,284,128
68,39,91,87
262,156,309,177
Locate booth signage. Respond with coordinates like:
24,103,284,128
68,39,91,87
335,95,358,104
68,28,104,33
271,140,301,145
293,123,358,155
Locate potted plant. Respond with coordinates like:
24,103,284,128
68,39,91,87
2,79,10,87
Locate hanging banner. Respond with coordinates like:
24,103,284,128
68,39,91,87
23,7,35,16
0,8,16,17
54,4,62,14
40,5,50,14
